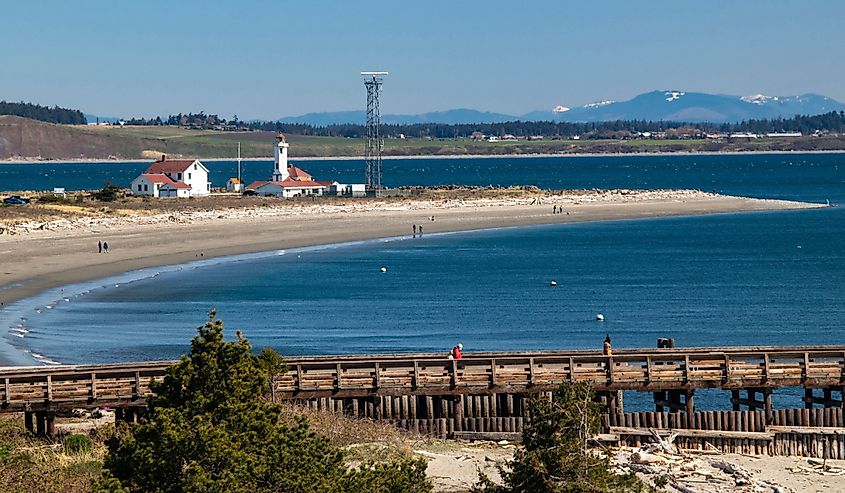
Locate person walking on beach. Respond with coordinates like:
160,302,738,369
413,224,417,236
419,225,423,235
603,334,612,356
103,241,109,254
98,240,102,254
451,343,463,360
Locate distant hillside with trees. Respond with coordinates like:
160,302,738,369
0,101,87,125
249,111,845,139
3,112,845,162
118,110,845,139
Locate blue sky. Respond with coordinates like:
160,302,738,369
2,0,844,119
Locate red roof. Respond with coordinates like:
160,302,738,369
287,165,312,181
245,180,268,190
317,180,338,186
145,159,197,174
140,173,191,189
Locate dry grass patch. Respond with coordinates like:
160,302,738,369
280,402,418,464
0,415,111,493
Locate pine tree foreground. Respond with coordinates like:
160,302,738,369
94,312,430,493
474,382,650,493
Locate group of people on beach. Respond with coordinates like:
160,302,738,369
97,240,110,254
552,205,568,215
412,216,436,238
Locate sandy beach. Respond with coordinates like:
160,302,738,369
0,190,823,309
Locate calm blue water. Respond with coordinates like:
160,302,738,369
1,154,843,377
0,153,842,199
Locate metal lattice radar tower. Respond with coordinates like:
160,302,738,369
362,71,388,190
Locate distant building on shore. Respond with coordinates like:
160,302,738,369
130,156,210,198
226,177,244,193
246,134,366,198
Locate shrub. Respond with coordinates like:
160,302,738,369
91,183,124,202
474,382,648,493
63,434,93,455
36,194,73,204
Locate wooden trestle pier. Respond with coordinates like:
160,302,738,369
3,345,845,457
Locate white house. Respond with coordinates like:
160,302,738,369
131,173,192,198
131,156,210,198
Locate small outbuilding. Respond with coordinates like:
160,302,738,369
226,178,244,193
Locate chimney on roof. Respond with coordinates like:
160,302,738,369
160,154,166,162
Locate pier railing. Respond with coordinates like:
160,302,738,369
2,345,845,411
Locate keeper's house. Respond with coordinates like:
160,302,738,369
131,156,211,198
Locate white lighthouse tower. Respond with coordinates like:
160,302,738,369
272,133,290,181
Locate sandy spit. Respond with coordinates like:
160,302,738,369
0,190,823,310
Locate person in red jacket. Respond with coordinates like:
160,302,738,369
451,343,463,360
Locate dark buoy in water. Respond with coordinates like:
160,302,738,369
549,280,558,287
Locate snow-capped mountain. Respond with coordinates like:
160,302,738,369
277,91,845,125
529,91,845,123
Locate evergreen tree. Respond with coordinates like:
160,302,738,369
474,382,648,493
96,312,430,493
0,100,86,124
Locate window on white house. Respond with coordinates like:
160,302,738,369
177,173,182,180
188,173,191,179
144,184,148,191
137,184,142,191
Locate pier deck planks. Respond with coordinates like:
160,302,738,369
1,345,845,411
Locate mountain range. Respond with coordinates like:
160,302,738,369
277,91,845,126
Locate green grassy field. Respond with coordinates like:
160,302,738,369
2,120,841,161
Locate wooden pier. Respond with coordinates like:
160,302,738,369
3,345,845,457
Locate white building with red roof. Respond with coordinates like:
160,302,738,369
245,134,328,197
131,156,210,198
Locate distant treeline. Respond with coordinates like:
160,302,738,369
248,111,845,139
0,101,87,124
119,110,845,139
123,112,242,128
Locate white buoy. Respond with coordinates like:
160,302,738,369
549,280,557,287
596,314,605,321
380,266,387,273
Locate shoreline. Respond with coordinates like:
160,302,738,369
2,148,845,164
0,191,826,365
0,191,824,306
